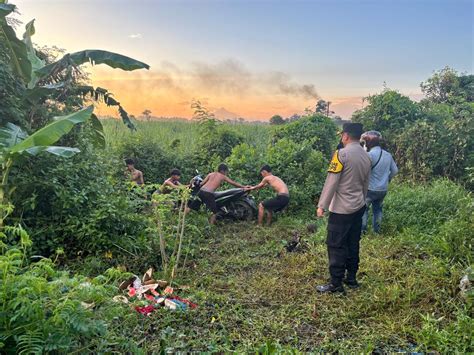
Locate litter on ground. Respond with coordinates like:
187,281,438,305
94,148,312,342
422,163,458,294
116,268,197,316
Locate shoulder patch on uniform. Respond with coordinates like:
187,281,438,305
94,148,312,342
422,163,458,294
328,150,344,173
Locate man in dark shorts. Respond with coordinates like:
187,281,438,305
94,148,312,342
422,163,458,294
249,165,289,226
193,164,248,225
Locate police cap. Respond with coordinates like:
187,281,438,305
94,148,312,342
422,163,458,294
342,123,363,138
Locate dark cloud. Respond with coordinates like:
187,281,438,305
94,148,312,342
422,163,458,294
266,71,319,99
191,59,252,95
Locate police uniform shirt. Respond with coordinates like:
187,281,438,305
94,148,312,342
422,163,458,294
318,142,371,214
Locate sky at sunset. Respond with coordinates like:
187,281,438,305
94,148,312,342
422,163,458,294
12,0,474,120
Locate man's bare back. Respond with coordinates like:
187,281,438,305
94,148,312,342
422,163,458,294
261,175,289,195
201,172,244,192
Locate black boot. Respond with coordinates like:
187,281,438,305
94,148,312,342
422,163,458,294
316,283,345,293
343,278,360,289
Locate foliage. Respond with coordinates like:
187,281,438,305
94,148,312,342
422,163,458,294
0,3,31,83
151,187,192,280
272,113,337,159
352,88,421,134
352,69,474,184
0,3,149,131
11,149,149,258
315,99,334,116
421,66,474,105
227,143,265,184
194,119,244,172
0,226,145,354
0,107,98,227
383,179,473,266
269,114,286,125
118,134,182,184
266,138,326,211
0,47,26,127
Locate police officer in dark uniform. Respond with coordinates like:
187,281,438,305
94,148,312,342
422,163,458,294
316,123,371,293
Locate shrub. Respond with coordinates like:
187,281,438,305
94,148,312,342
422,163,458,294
118,134,184,184
272,113,337,159
266,138,326,211
0,228,142,353
193,120,244,172
12,150,149,258
227,143,265,184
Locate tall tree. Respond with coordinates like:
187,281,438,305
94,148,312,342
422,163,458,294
269,115,286,125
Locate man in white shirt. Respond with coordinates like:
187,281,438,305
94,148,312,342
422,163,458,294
361,131,398,234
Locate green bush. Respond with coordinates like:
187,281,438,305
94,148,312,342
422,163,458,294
193,119,244,172
118,134,185,184
227,143,265,184
266,138,326,211
272,113,337,159
0,229,142,354
12,150,149,258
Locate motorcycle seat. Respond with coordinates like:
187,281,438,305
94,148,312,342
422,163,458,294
213,188,243,199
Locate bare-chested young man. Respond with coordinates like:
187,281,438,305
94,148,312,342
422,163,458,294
125,158,144,186
249,165,289,226
197,163,247,224
161,168,182,193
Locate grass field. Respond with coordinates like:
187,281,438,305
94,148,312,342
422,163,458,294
110,214,471,352
102,118,273,154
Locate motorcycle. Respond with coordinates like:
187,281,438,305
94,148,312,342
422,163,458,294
188,172,257,221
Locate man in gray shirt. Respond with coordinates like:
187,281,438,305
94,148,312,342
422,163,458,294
316,123,371,293
361,131,398,234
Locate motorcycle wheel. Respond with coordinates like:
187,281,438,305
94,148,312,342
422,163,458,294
232,200,255,221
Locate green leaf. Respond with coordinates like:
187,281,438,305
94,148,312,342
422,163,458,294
22,146,80,157
0,15,32,84
90,113,105,148
0,3,15,17
0,122,28,149
10,105,94,153
23,19,45,89
35,49,150,81
24,82,65,103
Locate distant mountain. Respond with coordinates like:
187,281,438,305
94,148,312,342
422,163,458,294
213,107,239,120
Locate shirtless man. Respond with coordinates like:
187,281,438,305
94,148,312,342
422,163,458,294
161,168,182,193
249,165,289,226
125,158,144,186
197,163,247,224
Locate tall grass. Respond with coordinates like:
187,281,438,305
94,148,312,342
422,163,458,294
102,118,272,155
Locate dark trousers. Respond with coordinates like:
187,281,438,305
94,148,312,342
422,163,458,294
326,206,365,286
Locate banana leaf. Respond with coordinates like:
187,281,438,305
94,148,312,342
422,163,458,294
10,106,94,154
0,122,28,149
23,20,45,89
22,146,80,157
90,114,106,148
0,3,15,18
0,9,32,84
35,49,150,81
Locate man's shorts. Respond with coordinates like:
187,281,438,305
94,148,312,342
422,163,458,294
197,190,219,213
262,194,289,212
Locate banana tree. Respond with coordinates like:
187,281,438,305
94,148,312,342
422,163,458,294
0,106,96,226
1,2,150,130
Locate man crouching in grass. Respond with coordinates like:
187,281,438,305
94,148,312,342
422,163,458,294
249,165,289,226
